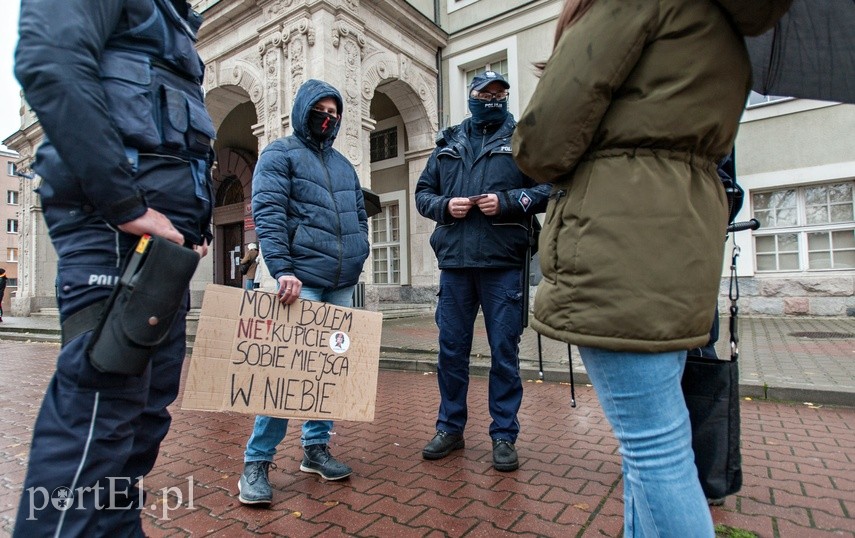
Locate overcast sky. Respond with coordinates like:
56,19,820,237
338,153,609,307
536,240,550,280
0,3,21,152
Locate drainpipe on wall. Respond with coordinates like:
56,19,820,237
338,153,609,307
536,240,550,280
434,0,444,130
436,47,444,130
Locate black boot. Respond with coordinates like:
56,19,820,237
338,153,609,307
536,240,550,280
422,430,465,460
492,439,519,472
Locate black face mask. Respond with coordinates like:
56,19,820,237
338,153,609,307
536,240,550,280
468,97,508,126
308,109,339,141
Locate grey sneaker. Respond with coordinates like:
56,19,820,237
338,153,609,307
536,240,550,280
300,444,352,480
238,461,273,505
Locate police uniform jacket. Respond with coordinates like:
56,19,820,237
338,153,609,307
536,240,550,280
512,0,792,352
415,116,550,270
252,80,370,290
15,0,214,245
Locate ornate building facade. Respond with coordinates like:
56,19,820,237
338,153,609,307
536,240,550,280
4,0,853,316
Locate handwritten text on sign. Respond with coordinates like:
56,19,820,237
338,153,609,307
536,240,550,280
181,284,381,422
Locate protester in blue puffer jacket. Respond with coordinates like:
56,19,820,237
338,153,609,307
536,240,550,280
239,79,369,506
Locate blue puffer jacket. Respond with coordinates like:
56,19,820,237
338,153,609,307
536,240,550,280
415,115,551,269
252,79,369,289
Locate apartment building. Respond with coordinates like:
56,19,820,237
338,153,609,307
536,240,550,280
0,149,20,316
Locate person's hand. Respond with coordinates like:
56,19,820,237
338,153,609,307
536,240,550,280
447,197,475,219
117,208,184,245
474,193,500,216
194,238,209,258
277,275,302,305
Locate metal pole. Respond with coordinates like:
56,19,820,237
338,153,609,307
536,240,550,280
567,343,576,408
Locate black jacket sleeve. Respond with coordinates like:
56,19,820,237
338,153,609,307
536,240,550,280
15,0,146,225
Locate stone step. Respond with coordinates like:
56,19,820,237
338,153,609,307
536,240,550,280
377,303,434,319
31,308,60,317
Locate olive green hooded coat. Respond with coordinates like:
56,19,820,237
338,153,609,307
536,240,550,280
512,0,791,352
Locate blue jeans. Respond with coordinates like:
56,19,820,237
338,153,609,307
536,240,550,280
578,347,714,537
244,284,355,462
435,268,524,442
243,278,255,290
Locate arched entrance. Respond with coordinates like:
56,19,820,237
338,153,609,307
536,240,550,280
213,147,255,287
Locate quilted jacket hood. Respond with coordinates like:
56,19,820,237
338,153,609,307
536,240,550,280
291,79,344,148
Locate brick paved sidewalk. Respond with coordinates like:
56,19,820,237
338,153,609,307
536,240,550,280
1,341,853,537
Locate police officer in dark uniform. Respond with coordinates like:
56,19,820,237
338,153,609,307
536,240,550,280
14,0,214,535
415,72,550,472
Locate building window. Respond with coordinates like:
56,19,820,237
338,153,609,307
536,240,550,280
6,162,16,177
448,0,479,12
752,181,855,272
464,59,509,91
371,202,401,285
7,190,18,205
449,35,519,123
7,248,17,262
370,127,398,163
6,219,18,234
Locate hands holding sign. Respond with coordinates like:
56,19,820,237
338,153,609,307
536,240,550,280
278,275,303,304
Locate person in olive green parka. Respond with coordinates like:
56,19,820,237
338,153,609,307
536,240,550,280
512,0,792,536
514,0,791,352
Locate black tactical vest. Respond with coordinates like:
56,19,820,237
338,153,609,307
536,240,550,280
100,0,215,159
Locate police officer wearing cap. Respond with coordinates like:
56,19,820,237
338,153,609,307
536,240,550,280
14,0,214,535
415,72,550,472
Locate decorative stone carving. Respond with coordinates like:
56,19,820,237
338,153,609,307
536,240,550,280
400,55,410,82
263,47,283,144
205,62,218,91
257,31,283,56
289,37,306,107
331,20,366,58
229,61,264,105
265,0,294,19
293,17,315,46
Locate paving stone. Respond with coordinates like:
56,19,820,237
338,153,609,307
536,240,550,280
0,341,853,536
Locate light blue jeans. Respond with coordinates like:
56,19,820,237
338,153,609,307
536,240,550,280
578,346,714,538
244,284,355,462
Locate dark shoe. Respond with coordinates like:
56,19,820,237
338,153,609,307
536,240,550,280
492,439,519,472
708,497,725,506
422,430,465,460
238,461,273,505
300,444,352,480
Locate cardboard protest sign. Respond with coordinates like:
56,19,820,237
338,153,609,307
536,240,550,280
182,284,382,422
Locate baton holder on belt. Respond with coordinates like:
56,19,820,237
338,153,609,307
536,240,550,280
87,234,199,375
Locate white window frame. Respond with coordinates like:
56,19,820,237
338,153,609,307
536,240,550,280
448,0,479,13
7,247,17,262
6,219,18,234
447,35,519,124
6,162,16,177
7,190,18,205
369,117,405,171
751,180,854,273
370,190,409,286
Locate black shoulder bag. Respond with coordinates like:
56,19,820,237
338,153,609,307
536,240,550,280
681,150,751,501
681,246,743,501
